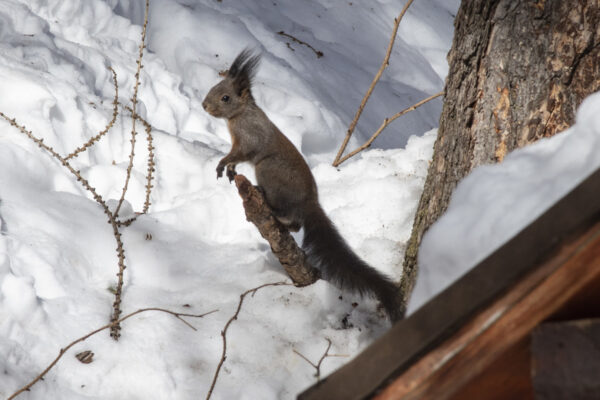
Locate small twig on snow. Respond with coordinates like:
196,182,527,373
114,0,150,218
206,281,292,400
110,0,151,339
7,307,217,400
0,113,131,342
113,104,156,224
65,66,120,161
293,338,348,380
277,31,324,58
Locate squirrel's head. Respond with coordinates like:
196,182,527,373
202,49,261,119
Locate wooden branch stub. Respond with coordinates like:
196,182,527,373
233,174,320,286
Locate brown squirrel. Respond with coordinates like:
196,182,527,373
202,49,402,322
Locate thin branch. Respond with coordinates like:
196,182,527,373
116,215,138,227
114,0,149,218
65,67,119,161
206,282,291,400
123,105,155,215
334,91,444,166
110,0,150,338
0,112,131,341
141,113,155,214
293,338,348,380
7,307,217,400
277,31,323,58
0,0,153,345
333,0,415,166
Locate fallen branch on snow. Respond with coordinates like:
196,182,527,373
293,338,348,380
7,307,217,400
206,282,292,400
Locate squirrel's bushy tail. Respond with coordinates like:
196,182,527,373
302,204,402,322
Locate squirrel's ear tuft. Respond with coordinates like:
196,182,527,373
228,48,261,94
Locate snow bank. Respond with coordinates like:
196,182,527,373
409,92,600,313
0,0,454,399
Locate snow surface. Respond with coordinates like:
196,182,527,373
0,0,456,399
409,92,600,313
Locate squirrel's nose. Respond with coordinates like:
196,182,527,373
202,101,207,110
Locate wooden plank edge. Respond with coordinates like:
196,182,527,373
376,219,600,399
298,168,600,400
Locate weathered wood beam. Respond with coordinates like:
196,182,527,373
376,219,600,399
299,165,600,400
532,319,600,400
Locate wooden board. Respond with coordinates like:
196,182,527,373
532,319,600,400
299,165,600,400
376,220,600,399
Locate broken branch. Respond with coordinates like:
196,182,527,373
333,91,444,166
333,0,415,166
233,174,321,286
206,282,291,399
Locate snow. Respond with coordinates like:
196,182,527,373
0,0,455,399
409,92,600,314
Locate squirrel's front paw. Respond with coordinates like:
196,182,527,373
216,162,225,179
226,165,237,183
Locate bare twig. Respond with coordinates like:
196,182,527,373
141,113,155,214
110,0,150,338
334,91,444,166
293,338,348,380
65,67,119,161
114,0,149,218
206,282,291,400
116,215,138,227
233,175,320,286
277,31,323,58
123,105,155,215
110,106,155,228
332,0,415,166
7,307,217,400
0,0,153,343
0,112,131,341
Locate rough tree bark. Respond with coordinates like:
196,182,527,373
234,174,320,286
401,0,600,314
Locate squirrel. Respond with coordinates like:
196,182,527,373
202,49,402,322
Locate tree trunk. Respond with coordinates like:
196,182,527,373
401,0,600,314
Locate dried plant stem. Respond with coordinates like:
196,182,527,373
141,114,155,213
114,0,149,218
124,105,155,214
334,91,444,166
0,0,152,343
0,112,129,340
65,67,120,161
108,0,151,338
206,282,291,400
7,307,217,400
332,0,415,167
112,106,155,229
0,114,115,224
277,31,324,58
293,338,347,380
114,113,138,217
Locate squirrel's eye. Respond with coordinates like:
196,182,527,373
221,95,230,102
